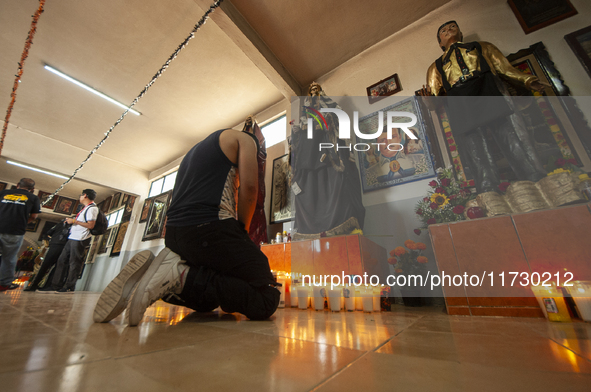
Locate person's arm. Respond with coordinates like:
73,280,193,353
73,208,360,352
236,132,259,232
481,41,547,91
66,206,96,229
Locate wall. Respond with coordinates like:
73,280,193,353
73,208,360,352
84,0,591,293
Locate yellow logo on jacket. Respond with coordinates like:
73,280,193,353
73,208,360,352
3,194,28,202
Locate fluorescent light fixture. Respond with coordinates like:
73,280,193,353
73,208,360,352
7,160,69,180
44,65,141,116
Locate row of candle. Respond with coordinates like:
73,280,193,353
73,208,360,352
278,282,383,312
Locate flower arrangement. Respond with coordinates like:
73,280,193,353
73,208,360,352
388,239,428,278
545,156,580,176
414,167,475,233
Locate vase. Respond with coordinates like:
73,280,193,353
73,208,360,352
400,288,423,307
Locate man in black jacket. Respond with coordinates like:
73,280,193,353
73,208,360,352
24,219,71,292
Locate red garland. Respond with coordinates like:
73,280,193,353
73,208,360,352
0,0,46,157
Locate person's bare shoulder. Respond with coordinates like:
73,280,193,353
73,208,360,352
219,129,256,164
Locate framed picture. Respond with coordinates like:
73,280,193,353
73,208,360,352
0,182,6,191
85,238,100,264
356,97,437,193
99,196,112,213
142,192,172,241
139,197,153,223
565,25,591,78
54,196,77,215
366,73,402,104
38,191,58,209
122,195,136,222
431,42,591,188
507,0,577,35
110,192,122,211
26,218,40,232
97,230,110,254
110,221,129,257
269,154,294,224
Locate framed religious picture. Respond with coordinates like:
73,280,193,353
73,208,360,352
99,196,112,213
0,182,6,191
139,197,153,223
356,97,437,193
366,73,402,104
110,221,129,257
97,230,110,254
565,25,591,79
142,192,172,241
73,201,83,214
507,0,577,35
122,195,137,222
269,154,294,224
26,218,40,232
110,192,122,211
38,191,58,209
85,238,100,264
54,196,76,215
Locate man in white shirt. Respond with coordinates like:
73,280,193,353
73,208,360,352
47,189,98,293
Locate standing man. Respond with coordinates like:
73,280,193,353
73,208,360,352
47,189,97,293
420,21,547,194
94,129,280,325
0,178,41,292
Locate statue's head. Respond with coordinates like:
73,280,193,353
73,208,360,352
308,82,322,96
437,21,463,51
242,115,255,133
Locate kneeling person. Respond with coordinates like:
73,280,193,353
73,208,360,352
94,129,280,325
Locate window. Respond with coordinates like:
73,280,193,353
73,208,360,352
106,208,124,228
261,115,286,148
149,171,177,197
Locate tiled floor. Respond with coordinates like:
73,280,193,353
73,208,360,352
2,287,591,391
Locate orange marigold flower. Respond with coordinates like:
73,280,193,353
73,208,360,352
416,242,427,250
387,257,397,265
404,239,416,249
393,246,407,256
417,256,428,264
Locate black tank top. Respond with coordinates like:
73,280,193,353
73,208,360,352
166,130,239,227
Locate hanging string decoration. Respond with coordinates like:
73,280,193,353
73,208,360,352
41,0,224,207
0,0,47,157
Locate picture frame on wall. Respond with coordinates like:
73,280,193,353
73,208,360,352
107,226,118,247
269,154,294,224
356,97,437,193
139,197,153,223
565,25,591,79
38,191,58,209
142,192,172,241
85,238,100,264
110,192,122,211
26,218,40,232
0,182,6,191
366,73,402,104
99,196,112,213
53,196,77,215
507,0,577,35
110,221,129,257
97,230,110,254
122,195,136,222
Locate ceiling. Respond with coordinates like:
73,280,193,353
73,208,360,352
0,0,450,212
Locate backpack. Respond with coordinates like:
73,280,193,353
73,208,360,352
84,204,108,235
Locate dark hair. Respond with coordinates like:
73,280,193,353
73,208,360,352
17,178,35,191
437,21,458,43
82,189,97,200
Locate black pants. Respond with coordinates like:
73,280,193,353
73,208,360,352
165,219,280,320
52,239,90,290
28,244,66,289
456,117,546,194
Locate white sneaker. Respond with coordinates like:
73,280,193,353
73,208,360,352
127,248,185,326
93,250,155,323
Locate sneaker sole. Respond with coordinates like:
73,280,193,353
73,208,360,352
128,247,173,326
93,250,155,323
